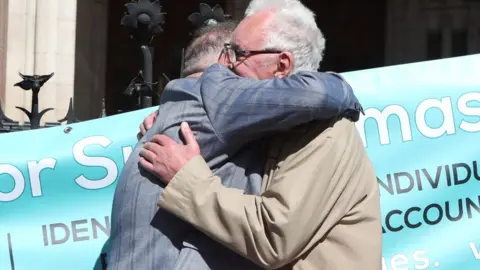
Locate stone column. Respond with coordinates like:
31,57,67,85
0,0,8,108
4,0,77,124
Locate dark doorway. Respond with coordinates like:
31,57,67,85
304,0,386,72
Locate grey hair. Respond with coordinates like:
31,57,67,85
245,0,325,72
182,21,238,77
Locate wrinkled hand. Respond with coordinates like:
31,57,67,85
137,110,158,140
139,122,200,184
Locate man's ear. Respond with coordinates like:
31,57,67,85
274,51,294,78
217,50,233,69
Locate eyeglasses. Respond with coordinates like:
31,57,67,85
223,43,282,63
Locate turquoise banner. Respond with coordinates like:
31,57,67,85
1,55,479,269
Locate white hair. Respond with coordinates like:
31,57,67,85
244,0,325,72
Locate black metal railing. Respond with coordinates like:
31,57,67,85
0,72,75,133
0,1,230,134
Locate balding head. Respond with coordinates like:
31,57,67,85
182,21,237,78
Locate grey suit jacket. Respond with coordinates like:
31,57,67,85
107,64,362,270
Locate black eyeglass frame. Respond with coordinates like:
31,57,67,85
223,43,282,63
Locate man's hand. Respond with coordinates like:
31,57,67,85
139,122,201,184
137,110,158,140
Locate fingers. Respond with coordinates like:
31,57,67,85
141,111,158,135
151,134,177,146
140,123,147,135
139,157,154,173
145,111,157,129
143,142,163,154
139,144,162,176
139,147,156,162
180,122,199,149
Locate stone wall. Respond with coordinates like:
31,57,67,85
3,0,77,124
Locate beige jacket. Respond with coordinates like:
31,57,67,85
158,118,382,269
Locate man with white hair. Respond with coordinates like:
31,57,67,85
139,0,382,269
109,3,364,270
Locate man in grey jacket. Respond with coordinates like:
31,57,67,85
107,19,362,270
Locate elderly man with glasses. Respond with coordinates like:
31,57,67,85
109,12,362,270
135,0,382,269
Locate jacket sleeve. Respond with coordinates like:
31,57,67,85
199,64,362,145
157,121,360,269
